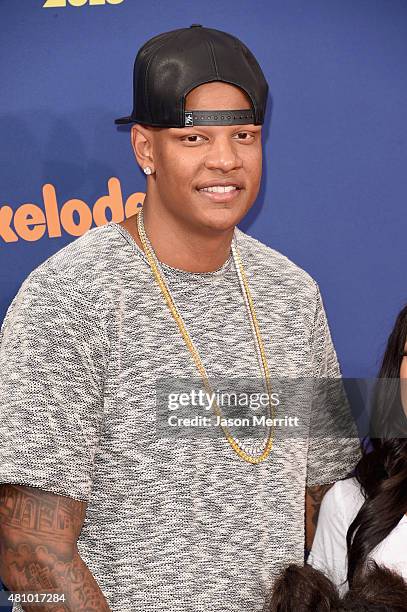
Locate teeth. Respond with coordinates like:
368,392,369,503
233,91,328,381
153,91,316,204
200,185,238,193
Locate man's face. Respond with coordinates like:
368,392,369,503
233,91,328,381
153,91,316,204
133,81,263,233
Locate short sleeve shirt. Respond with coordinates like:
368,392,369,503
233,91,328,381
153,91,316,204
0,222,361,612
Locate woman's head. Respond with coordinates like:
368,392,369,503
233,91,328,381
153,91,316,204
371,304,407,438
339,560,407,611
268,562,407,612
395,306,407,417
380,304,407,379
346,304,407,587
268,563,339,612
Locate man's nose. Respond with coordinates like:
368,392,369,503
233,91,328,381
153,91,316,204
204,136,243,173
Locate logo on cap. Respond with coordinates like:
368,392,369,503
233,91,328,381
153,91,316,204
184,112,194,127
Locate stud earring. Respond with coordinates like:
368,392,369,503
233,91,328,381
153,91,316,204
143,166,153,175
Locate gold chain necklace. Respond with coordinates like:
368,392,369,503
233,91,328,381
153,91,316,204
137,208,275,464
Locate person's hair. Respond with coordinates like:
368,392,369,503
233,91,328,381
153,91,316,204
339,561,407,611
268,562,407,612
346,304,407,586
267,563,339,612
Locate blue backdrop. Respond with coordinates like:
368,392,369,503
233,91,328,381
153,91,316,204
1,0,406,378
0,0,406,606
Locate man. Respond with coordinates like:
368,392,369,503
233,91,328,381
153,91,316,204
0,25,360,612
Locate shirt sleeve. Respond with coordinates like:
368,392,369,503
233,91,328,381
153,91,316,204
307,481,349,595
306,282,361,487
0,267,109,501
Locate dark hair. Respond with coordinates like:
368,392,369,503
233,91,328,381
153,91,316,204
268,562,407,612
346,304,407,586
339,561,407,611
267,563,339,612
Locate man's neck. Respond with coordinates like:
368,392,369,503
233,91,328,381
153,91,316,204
120,202,235,273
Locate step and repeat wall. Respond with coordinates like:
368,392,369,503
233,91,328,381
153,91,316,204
2,0,406,379
1,0,406,605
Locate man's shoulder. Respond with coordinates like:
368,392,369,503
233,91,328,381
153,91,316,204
235,226,317,296
25,223,124,290
2,227,117,348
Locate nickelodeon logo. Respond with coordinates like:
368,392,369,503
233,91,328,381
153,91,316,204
43,0,124,8
0,178,144,243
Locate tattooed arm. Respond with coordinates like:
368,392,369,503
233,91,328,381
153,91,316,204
305,483,333,552
0,484,111,612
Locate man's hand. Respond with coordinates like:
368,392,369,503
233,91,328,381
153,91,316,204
305,483,333,552
0,484,111,611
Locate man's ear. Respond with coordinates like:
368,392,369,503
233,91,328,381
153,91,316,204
131,124,155,173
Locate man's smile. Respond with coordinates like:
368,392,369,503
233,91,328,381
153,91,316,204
196,180,243,202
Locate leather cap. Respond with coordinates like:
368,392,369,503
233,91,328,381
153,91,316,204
115,24,269,127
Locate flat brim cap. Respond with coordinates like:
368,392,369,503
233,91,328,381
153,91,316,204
115,24,269,127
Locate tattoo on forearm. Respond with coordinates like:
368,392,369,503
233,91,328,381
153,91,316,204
0,484,85,542
0,485,110,612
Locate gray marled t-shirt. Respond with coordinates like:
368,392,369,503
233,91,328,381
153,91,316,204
0,220,360,611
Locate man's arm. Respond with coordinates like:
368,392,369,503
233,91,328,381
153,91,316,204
305,483,333,552
0,484,111,612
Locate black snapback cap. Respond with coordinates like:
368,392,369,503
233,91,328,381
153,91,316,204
115,24,269,128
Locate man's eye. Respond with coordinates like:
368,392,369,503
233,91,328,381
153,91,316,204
233,132,254,141
181,134,206,143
